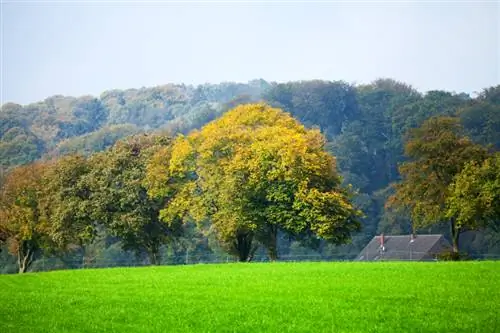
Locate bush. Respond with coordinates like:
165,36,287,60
437,251,471,261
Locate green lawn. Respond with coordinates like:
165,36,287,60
0,262,499,333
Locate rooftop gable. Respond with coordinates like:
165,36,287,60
357,234,451,261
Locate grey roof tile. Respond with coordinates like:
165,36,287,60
357,234,451,261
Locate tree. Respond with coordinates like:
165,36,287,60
87,134,181,265
447,153,500,233
39,155,96,258
148,103,361,261
387,117,489,254
0,162,47,273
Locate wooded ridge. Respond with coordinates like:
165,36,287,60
1,79,499,273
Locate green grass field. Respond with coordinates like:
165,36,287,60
1,262,499,333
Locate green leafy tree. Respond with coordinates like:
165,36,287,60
87,134,180,265
39,155,96,258
447,153,500,233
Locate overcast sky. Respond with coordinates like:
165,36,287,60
1,1,499,105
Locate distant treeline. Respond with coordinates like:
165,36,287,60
1,80,499,273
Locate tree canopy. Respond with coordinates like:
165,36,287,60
147,103,361,261
0,162,47,273
447,152,500,232
84,134,181,265
387,116,492,254
1,79,499,271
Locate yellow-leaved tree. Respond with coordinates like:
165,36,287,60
146,103,362,261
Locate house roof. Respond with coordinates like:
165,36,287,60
357,234,451,261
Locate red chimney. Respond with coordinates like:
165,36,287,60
380,233,385,249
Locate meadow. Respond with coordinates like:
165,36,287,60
0,262,499,333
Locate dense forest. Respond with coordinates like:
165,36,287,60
1,79,499,273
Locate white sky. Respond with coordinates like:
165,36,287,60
1,1,499,105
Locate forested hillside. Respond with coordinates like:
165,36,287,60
0,80,269,168
1,79,499,272
265,80,500,256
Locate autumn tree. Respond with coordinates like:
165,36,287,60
387,117,489,254
148,103,361,261
0,162,47,273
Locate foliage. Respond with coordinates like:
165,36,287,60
148,104,361,261
387,117,490,253
1,80,500,264
0,127,44,169
447,153,500,231
1,81,270,167
86,134,181,264
436,250,471,261
0,162,47,273
39,155,95,253
264,80,360,138
51,124,141,156
459,87,500,149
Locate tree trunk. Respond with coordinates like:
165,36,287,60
17,241,35,274
266,225,278,261
148,245,160,265
144,239,161,266
234,232,255,262
450,218,461,258
247,245,257,262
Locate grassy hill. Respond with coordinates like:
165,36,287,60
1,262,499,332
